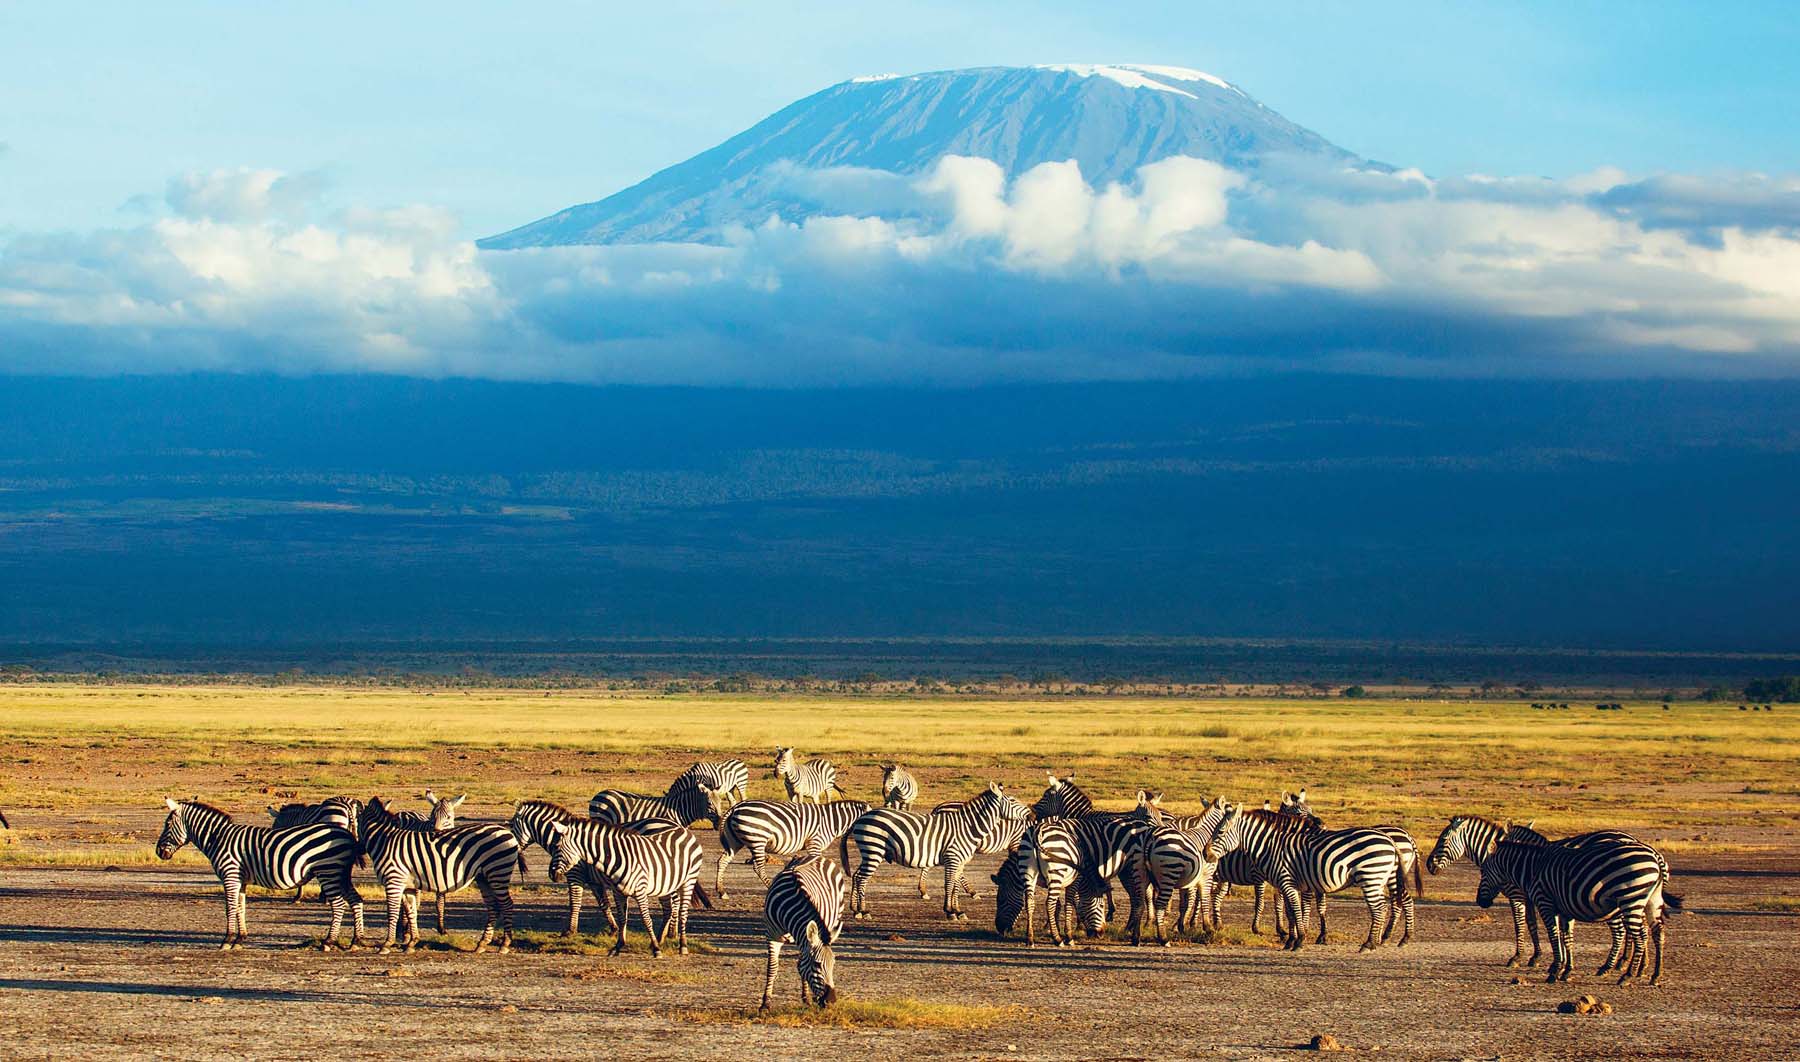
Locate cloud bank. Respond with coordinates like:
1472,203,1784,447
2,159,1798,384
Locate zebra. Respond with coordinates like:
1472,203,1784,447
773,747,841,803
266,795,364,904
1134,823,1215,945
845,782,1008,920
881,764,919,811
589,783,722,830
759,856,846,1011
358,796,526,954
1275,790,1421,946
672,759,750,806
1017,811,1155,947
1031,772,1093,819
549,818,708,957
1478,836,1681,984
715,798,872,898
155,798,365,950
1427,814,1549,966
1204,803,1405,951
992,847,1113,939
1205,849,1284,934
916,795,1035,900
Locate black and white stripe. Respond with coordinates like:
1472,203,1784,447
1031,772,1094,819
266,796,365,904
760,856,846,1011
880,764,919,811
1428,814,1546,965
847,782,1009,920
1205,805,1405,951
1479,834,1680,984
156,798,365,950
992,847,1112,939
359,796,526,954
1017,812,1153,947
715,799,871,898
914,795,1033,899
672,759,750,806
549,818,708,957
589,784,722,829
773,747,841,803
1276,797,1420,947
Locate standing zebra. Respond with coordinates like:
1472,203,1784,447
359,796,526,954
917,795,1034,900
773,748,842,804
589,783,723,830
1478,835,1680,984
672,759,750,806
1274,790,1420,946
1017,811,1154,947
715,799,872,898
1032,772,1094,819
267,795,364,904
845,782,1008,921
509,798,625,935
759,856,846,1011
880,764,919,811
1134,823,1215,945
549,818,707,957
1204,804,1405,951
155,798,365,950
1427,814,1548,966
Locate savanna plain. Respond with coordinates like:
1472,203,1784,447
0,685,1796,1060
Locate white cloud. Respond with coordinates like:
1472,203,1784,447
1,156,1798,383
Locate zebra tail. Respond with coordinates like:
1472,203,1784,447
839,829,852,870
1663,890,1685,915
516,849,530,875
692,881,716,909
1412,854,1424,898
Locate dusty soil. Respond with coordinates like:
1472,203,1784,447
1,799,1795,1061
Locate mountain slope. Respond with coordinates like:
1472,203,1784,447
480,64,1369,248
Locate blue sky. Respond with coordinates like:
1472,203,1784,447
3,1,1796,238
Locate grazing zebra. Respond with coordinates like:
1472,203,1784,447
880,764,919,811
916,795,1035,900
589,783,722,829
992,847,1113,939
155,798,365,950
1205,804,1405,951
671,759,751,806
773,748,842,804
760,856,846,1011
549,818,708,957
1031,772,1093,819
266,796,365,903
1427,814,1548,966
1017,811,1155,947
1479,836,1680,984
359,796,526,954
845,782,1008,920
715,799,872,898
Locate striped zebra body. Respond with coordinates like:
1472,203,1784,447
1206,805,1403,951
1031,773,1094,819
847,782,1008,920
773,747,841,804
672,759,750,805
915,796,1033,899
156,798,365,950
1018,812,1153,946
1206,849,1283,934
715,799,872,897
992,847,1111,939
380,791,463,934
359,797,525,954
550,818,707,957
1480,836,1679,984
267,796,364,904
881,764,919,811
1274,797,1419,946
1427,814,1542,965
760,856,846,1011
589,784,721,829
509,798,625,935
1135,823,1214,945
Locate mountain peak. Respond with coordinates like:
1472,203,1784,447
480,64,1363,249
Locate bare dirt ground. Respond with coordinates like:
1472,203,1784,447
2,801,1796,1061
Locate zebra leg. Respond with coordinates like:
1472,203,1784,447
943,860,968,920
1316,892,1330,945
1506,896,1531,967
675,885,693,955
434,890,447,935
1525,898,1543,967
1359,880,1389,953
496,879,515,953
378,877,406,954
1599,917,1627,975
218,877,245,949
1542,906,1569,983
749,842,771,885
655,897,674,948
1025,880,1039,947
715,849,734,899
1649,918,1666,986
565,882,584,936
637,893,663,959
403,891,422,951
1251,882,1265,934
918,865,931,899
234,887,250,948
851,853,883,920
760,939,782,1012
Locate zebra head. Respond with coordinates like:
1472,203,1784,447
1426,816,1470,875
695,782,730,830
155,797,190,859
1133,790,1166,824
1031,772,1078,819
1277,788,1318,822
547,827,579,884
1203,803,1243,864
422,790,464,829
772,747,795,780
1476,840,1534,909
797,921,837,1007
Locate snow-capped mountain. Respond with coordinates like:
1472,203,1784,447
479,64,1371,248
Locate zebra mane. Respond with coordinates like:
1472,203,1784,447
518,798,582,818
1503,822,1549,844
1245,807,1314,833
179,799,234,820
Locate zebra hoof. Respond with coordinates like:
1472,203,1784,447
678,946,689,956
1506,956,1523,968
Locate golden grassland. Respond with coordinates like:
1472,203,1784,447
1,684,1796,838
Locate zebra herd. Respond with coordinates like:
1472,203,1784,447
149,750,1683,1012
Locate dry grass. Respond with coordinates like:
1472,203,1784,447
675,997,1030,1029
1748,896,1800,912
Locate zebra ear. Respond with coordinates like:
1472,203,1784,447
1262,800,1272,810
1044,770,1057,785
450,794,466,808
423,789,438,804
266,805,279,818
1297,787,1307,801
164,797,180,811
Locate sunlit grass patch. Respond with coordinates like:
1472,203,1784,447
675,997,1030,1029
509,929,717,956
1749,896,1800,912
